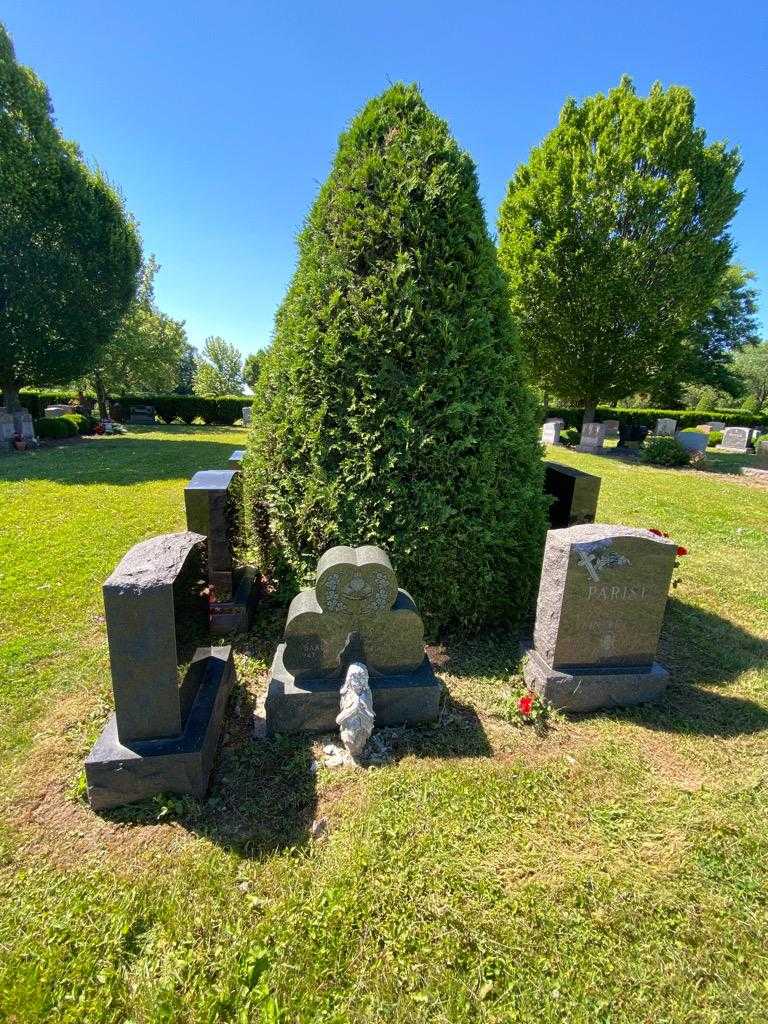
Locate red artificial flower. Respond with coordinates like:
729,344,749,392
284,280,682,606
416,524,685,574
648,528,663,536
676,546,688,556
518,694,534,716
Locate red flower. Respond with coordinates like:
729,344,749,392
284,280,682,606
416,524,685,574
676,546,688,556
648,528,663,536
518,694,534,716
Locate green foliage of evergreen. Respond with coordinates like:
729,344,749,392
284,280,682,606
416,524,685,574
244,84,546,632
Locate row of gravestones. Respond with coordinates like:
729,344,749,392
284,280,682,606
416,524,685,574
84,450,679,812
542,416,767,457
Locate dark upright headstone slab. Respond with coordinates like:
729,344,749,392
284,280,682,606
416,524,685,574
84,531,236,810
128,404,156,424
523,524,677,711
184,469,257,633
185,470,237,600
266,545,440,733
544,461,601,529
617,423,649,449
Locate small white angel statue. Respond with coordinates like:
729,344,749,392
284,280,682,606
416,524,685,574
336,661,375,760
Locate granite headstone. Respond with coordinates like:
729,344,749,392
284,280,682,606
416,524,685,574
655,417,677,436
577,422,607,452
84,532,236,810
266,545,440,733
523,524,677,711
544,461,601,529
676,431,708,454
720,426,751,452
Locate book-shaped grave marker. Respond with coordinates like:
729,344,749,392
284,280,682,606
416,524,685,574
184,469,258,635
266,545,441,733
84,532,235,810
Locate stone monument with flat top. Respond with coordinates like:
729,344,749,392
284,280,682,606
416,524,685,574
85,532,236,810
266,545,441,733
523,524,677,711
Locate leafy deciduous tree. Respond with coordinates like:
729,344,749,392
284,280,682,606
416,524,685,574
732,342,768,411
89,256,187,416
193,336,244,396
0,23,141,411
498,77,742,421
243,350,267,391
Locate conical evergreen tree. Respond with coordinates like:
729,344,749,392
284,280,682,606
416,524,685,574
244,84,546,632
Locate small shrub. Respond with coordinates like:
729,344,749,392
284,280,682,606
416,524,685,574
36,416,78,438
707,430,723,447
639,435,691,467
62,413,92,434
560,426,580,446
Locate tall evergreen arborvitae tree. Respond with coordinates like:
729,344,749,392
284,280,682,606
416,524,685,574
245,84,546,632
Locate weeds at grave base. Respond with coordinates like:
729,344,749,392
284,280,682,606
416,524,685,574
504,682,556,733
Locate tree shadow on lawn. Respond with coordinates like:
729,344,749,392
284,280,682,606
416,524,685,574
590,597,768,738
0,429,244,486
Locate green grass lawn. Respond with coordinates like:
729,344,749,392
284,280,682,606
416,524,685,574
1,429,767,1023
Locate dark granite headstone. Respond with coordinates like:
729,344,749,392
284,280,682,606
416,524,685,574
617,423,649,449
544,461,601,529
128,404,156,424
184,468,257,633
266,545,440,733
84,531,235,810
185,470,238,600
523,524,677,711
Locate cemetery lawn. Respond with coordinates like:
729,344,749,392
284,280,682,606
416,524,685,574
1,430,768,1024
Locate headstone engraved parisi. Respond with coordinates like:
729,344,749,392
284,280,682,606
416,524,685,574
523,524,677,711
266,545,440,733
576,422,607,452
84,532,236,810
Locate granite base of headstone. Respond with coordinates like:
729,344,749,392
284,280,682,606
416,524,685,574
523,524,677,712
184,468,258,634
84,532,235,810
576,422,608,453
544,461,601,529
266,545,441,734
228,449,245,470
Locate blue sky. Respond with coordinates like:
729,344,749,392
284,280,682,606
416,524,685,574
4,0,767,356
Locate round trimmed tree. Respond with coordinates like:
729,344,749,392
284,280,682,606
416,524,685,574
245,83,546,632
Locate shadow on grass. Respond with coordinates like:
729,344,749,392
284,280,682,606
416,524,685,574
590,597,768,738
0,427,245,486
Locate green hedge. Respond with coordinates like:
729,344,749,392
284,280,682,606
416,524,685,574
2,390,253,426
36,416,79,438
546,406,768,431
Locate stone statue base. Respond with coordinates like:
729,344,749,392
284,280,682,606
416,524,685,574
266,643,441,735
522,642,669,713
85,646,235,810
